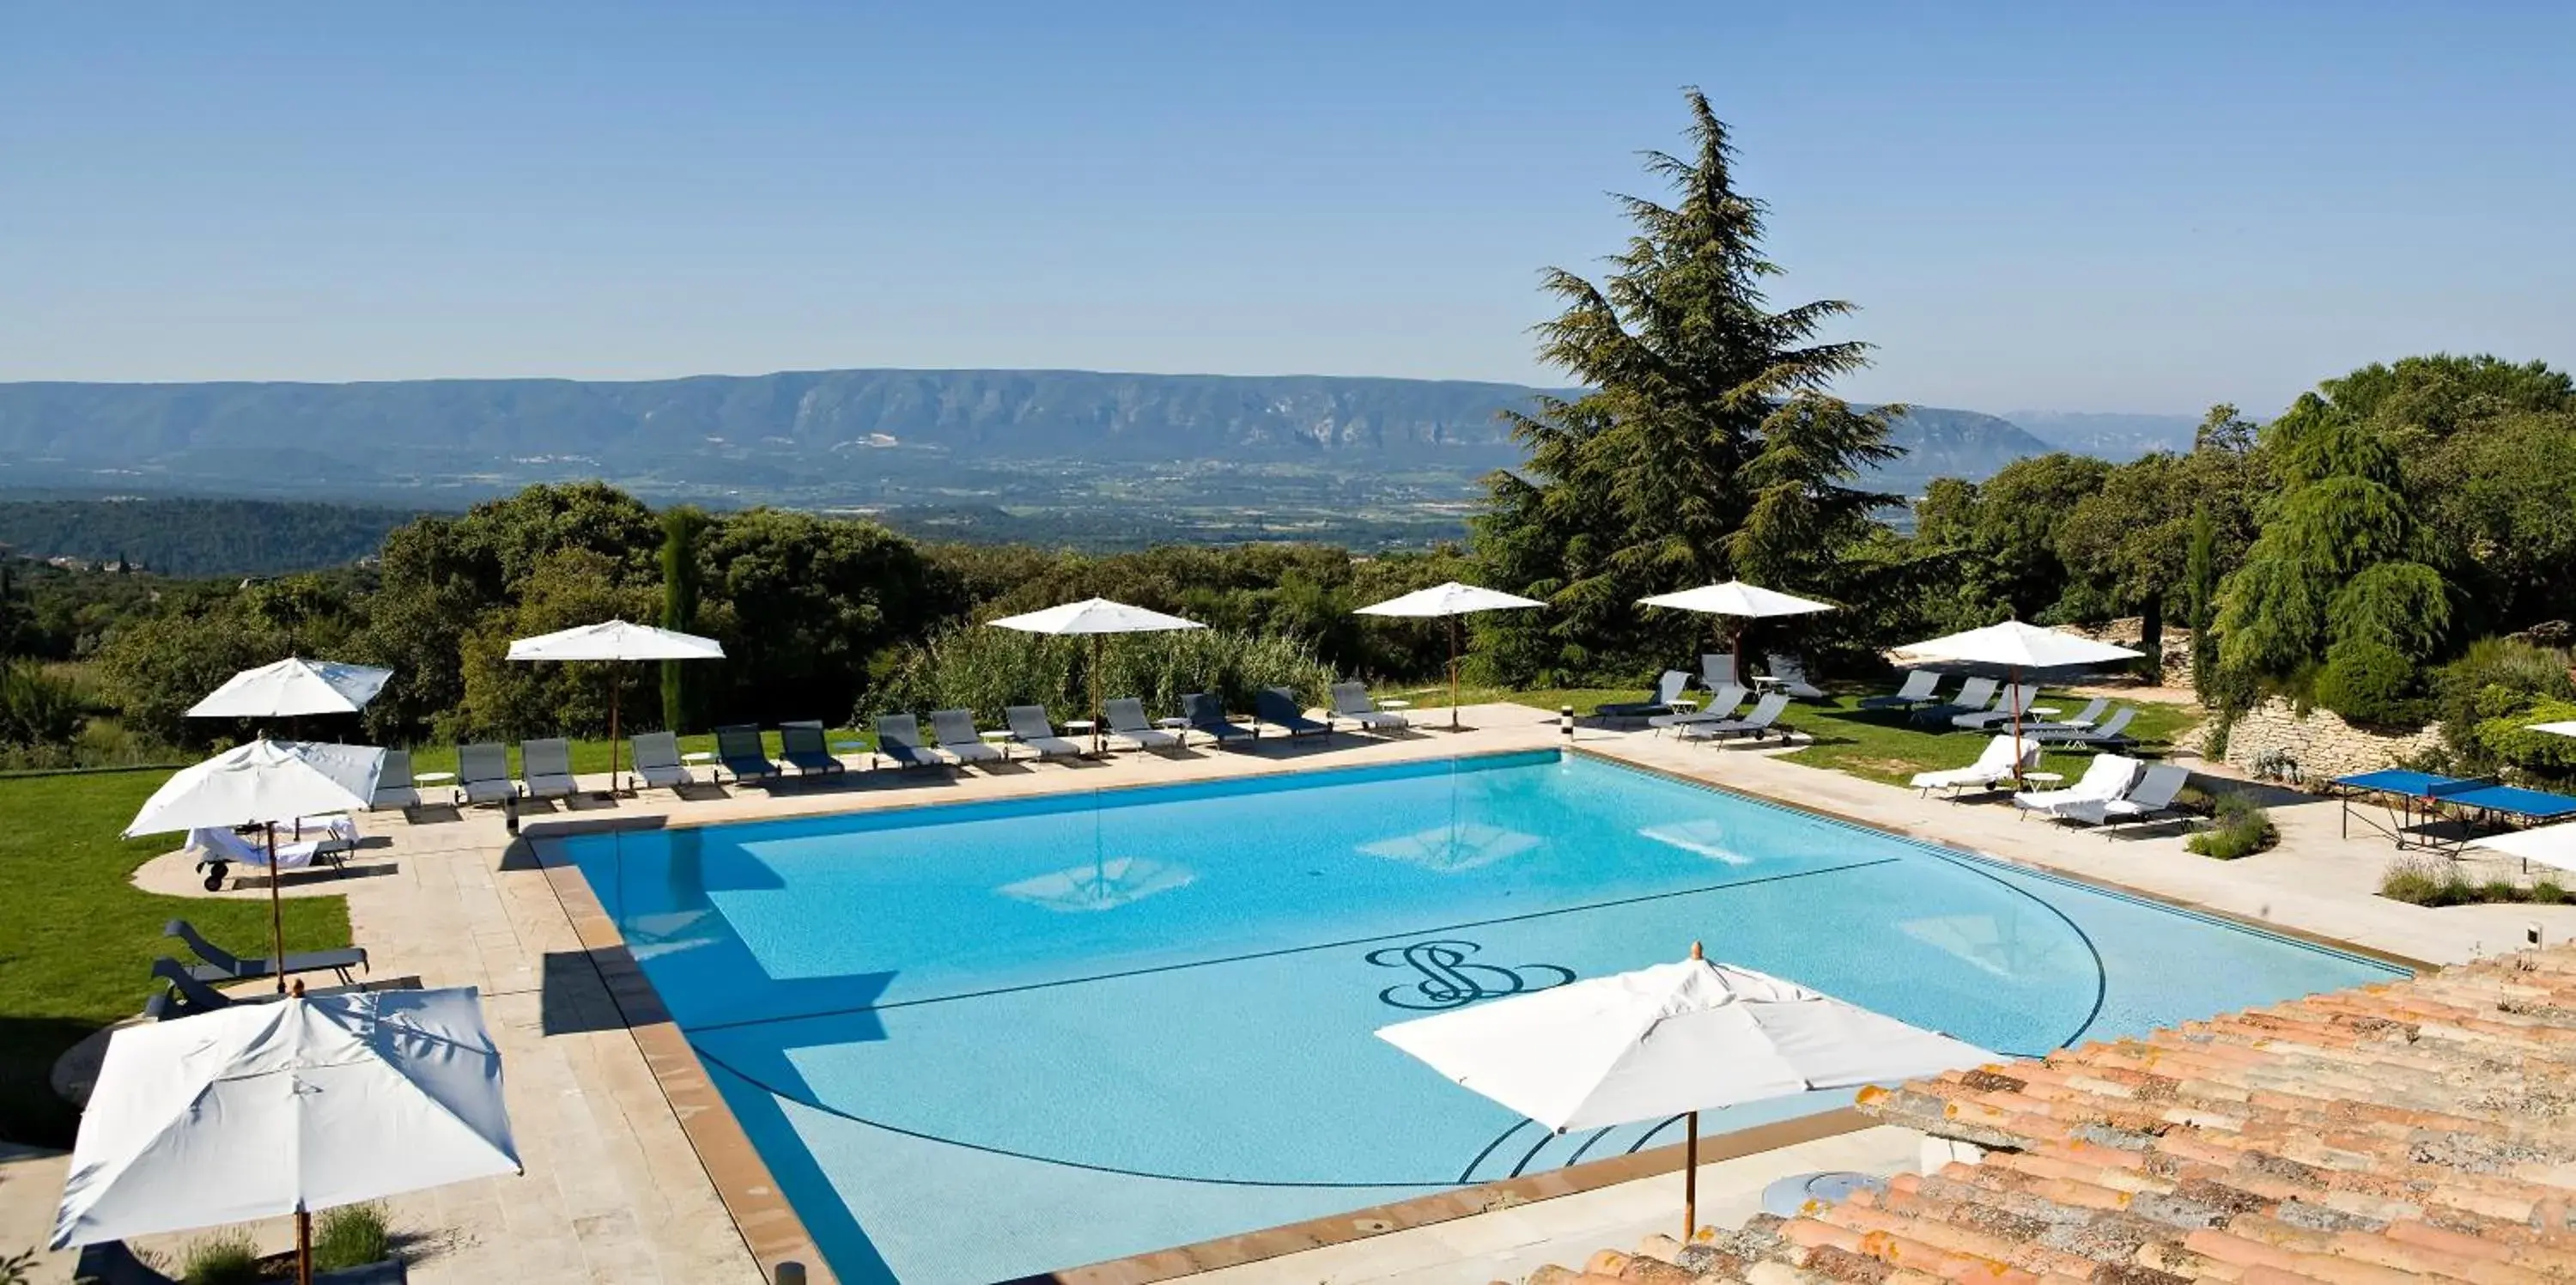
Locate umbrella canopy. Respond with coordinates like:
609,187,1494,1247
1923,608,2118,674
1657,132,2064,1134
1355,583,1545,731
1892,620,2142,671
988,597,1206,636
125,740,383,837
1378,955,1991,1132
2529,722,2576,738
1354,582,1546,618
988,599,1204,753
1637,581,1836,619
2469,824,2576,874
504,619,725,662
186,659,392,720
52,986,520,1250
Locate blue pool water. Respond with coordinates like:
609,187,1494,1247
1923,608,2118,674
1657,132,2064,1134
562,751,2405,1285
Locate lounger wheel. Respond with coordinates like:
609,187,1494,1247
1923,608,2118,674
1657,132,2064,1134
198,860,229,892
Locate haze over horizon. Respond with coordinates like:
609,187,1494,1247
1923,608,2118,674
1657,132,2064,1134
5,2,2570,419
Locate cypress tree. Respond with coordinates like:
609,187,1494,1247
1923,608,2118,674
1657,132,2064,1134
659,506,708,731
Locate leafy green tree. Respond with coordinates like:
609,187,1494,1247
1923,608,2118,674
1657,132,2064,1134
692,508,939,727
1473,90,1899,685
659,506,709,731
2216,397,2450,722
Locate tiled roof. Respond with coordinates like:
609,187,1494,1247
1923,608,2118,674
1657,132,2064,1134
1528,946,2576,1285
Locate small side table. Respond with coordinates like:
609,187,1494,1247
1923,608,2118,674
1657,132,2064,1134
2019,771,2064,787
681,752,714,763
415,771,456,785
1376,698,1412,710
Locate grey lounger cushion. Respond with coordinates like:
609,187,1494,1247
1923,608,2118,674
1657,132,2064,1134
1104,697,1181,749
931,709,1005,762
456,742,516,805
519,738,578,799
1005,705,1084,758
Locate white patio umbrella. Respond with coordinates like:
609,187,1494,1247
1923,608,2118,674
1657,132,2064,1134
1893,621,2143,783
507,621,726,793
126,740,384,993
989,598,1206,754
186,658,392,721
1379,944,1990,1238
52,986,521,1285
1355,582,1546,731
2469,824,2576,877
2529,722,2576,738
1639,581,1837,685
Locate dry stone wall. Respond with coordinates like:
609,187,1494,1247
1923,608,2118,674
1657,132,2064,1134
2218,696,2444,782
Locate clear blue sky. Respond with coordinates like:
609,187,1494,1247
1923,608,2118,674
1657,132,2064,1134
4,2,2570,415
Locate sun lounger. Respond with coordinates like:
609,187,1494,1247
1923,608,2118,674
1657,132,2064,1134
931,709,1006,764
166,918,367,986
455,741,515,805
186,819,356,890
1598,670,1694,722
1102,697,1181,751
2044,696,2111,730
1700,652,1739,690
147,957,409,1021
2012,753,2140,818
1256,687,1334,740
1859,670,1942,711
712,724,781,782
1677,691,1794,743
1330,682,1408,732
1005,705,1085,759
1909,676,1998,727
873,715,946,769
1908,735,2042,797
629,731,696,790
1952,683,2042,729
2053,763,2195,832
2028,706,2138,747
1651,682,1747,732
779,720,848,776
1763,653,1828,700
518,738,578,800
370,748,420,812
1182,692,1256,746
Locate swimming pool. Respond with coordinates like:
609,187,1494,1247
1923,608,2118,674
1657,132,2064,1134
562,750,2406,1285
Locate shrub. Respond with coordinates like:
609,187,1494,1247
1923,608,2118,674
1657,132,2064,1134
2379,855,2472,905
2,1246,39,1285
0,660,83,747
179,1229,262,1285
2312,638,2420,725
2433,636,2576,772
2185,793,2277,860
866,624,1336,727
313,1203,393,1270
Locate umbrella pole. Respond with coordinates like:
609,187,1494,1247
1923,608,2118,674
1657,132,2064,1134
1683,1110,1699,1241
1092,634,1103,756
609,664,623,796
2009,665,2026,784
1449,615,1461,732
267,823,287,995
297,1208,313,1285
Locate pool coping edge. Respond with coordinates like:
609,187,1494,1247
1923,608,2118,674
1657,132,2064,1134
1004,1107,1875,1285
529,834,841,1285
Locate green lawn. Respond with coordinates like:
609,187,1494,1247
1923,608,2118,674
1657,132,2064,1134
1771,691,2202,786
0,770,350,1147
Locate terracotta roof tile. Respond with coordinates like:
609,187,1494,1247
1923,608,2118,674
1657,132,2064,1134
1528,947,2576,1285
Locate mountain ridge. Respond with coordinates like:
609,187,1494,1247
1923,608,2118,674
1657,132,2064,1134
0,368,2060,507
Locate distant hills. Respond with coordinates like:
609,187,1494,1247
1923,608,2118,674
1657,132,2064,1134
0,368,2058,495
2008,410,2201,460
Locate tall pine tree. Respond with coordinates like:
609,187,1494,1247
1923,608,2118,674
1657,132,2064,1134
1473,90,1900,685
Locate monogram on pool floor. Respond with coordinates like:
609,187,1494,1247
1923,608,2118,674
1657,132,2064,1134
560,750,2403,1285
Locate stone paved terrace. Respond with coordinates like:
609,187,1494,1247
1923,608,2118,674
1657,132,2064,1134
6,700,2574,1284
1511,942,2576,1285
